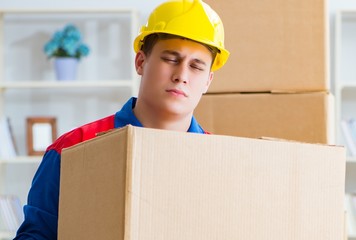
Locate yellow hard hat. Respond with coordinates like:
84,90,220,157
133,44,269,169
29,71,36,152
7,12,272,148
133,0,229,71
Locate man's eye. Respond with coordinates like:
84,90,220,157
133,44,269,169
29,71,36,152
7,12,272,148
191,65,204,71
162,57,177,63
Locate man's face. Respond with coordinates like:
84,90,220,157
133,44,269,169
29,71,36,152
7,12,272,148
135,38,214,117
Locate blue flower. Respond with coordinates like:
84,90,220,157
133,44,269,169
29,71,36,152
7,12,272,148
43,24,90,60
78,44,90,57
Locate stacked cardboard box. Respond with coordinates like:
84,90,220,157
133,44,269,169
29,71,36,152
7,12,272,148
195,0,331,144
195,92,333,144
58,126,345,240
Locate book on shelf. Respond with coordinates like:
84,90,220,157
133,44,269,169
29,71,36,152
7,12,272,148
341,119,356,157
7,117,18,155
0,195,23,233
0,117,17,159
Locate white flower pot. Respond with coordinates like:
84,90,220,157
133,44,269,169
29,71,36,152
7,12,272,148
54,57,78,81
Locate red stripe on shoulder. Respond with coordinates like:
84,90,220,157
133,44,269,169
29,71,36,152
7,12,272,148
47,115,115,154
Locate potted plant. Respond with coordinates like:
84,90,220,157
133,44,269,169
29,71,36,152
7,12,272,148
44,24,90,81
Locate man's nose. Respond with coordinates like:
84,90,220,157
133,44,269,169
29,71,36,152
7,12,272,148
172,64,189,84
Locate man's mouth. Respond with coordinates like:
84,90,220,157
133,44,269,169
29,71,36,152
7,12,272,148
166,89,188,97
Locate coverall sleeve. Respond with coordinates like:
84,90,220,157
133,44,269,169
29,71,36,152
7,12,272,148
14,150,61,240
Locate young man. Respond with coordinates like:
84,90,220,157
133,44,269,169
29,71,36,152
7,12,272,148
14,0,229,239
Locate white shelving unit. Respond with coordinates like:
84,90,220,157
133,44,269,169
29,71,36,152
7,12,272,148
0,9,139,238
335,10,356,239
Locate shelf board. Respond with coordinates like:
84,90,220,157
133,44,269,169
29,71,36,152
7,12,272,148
347,157,356,163
338,9,356,16
0,8,137,14
0,156,42,164
338,82,356,90
0,80,134,89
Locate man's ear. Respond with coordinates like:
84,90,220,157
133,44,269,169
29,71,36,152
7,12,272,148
135,51,146,75
203,71,214,94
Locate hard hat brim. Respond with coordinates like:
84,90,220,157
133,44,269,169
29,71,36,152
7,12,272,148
133,31,229,71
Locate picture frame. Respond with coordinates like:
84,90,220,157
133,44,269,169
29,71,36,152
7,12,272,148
27,117,57,156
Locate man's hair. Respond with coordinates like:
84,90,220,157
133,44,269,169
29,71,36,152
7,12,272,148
140,33,219,69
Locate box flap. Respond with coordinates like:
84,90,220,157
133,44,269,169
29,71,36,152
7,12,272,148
58,126,130,240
